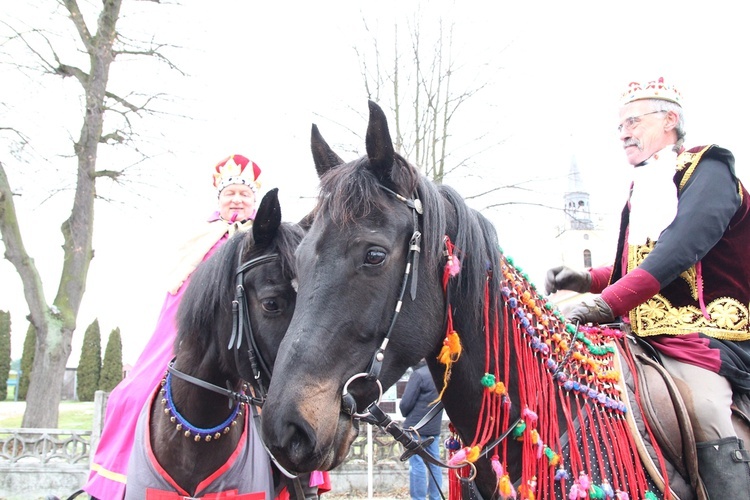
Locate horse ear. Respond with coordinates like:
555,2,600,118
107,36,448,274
311,124,344,179
253,188,281,247
365,100,395,182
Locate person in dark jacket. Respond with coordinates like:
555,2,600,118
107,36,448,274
399,359,444,500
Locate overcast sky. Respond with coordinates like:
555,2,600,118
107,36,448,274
2,0,748,365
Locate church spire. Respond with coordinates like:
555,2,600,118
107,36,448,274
563,155,594,230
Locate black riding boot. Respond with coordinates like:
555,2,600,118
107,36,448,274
696,437,750,499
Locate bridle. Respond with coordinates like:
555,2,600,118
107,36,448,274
229,252,280,400
162,244,319,498
168,250,281,409
340,185,423,419
336,185,471,495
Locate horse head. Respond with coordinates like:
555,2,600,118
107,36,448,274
144,188,307,496
172,187,304,413
261,101,458,473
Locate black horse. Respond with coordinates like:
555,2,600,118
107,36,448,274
259,102,710,499
124,188,311,499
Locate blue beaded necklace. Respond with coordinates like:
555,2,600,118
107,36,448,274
160,370,244,443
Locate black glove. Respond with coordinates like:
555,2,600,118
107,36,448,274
545,266,592,295
565,296,615,325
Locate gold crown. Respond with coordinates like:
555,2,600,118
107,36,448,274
621,77,682,106
212,155,261,193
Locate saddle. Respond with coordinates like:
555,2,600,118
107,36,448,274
617,334,703,499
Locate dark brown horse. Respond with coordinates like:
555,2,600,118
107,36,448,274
258,102,712,499
125,188,310,499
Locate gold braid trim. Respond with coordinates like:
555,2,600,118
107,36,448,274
676,146,711,191
629,294,750,340
628,242,750,340
629,243,697,300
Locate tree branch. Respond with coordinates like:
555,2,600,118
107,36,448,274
62,0,94,53
0,162,48,329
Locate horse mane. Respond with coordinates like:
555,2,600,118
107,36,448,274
317,151,503,335
437,184,503,335
175,222,304,354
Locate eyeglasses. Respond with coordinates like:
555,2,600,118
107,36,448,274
617,110,667,133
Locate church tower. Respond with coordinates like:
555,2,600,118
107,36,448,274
555,155,612,269
564,156,594,231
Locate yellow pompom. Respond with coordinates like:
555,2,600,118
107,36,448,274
438,345,452,365
437,331,463,400
466,445,481,463
530,429,540,444
499,474,512,496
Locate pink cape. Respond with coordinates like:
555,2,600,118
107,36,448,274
83,237,227,499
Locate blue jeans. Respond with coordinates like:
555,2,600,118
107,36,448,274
408,435,442,500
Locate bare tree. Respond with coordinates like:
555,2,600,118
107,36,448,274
355,15,493,184
0,0,180,428
351,11,582,235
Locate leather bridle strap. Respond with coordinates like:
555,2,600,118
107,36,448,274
167,358,262,408
341,185,423,419
364,186,423,382
361,402,463,470
229,253,280,399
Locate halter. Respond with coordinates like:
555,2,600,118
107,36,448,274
339,185,423,419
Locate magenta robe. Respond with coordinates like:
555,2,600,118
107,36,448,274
83,236,227,499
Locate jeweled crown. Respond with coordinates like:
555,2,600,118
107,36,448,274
621,77,682,106
212,154,262,193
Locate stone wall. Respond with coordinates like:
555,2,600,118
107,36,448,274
0,391,450,499
0,427,90,499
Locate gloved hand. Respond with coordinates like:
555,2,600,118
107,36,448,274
545,266,592,295
565,296,615,325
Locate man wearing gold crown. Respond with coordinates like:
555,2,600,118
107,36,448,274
546,78,750,497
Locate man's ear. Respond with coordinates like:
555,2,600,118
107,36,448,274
664,110,679,132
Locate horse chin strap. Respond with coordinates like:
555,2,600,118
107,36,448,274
229,252,280,401
341,185,422,419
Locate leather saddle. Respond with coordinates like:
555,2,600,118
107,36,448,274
619,334,703,499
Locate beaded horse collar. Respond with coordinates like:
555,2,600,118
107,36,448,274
159,362,249,443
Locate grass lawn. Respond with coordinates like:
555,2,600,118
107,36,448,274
0,400,95,430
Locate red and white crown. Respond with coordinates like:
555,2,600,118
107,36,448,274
212,154,262,193
621,77,682,106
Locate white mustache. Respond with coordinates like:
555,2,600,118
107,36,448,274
624,138,642,151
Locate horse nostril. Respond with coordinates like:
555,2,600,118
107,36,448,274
271,417,318,470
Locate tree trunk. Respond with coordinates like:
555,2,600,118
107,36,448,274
19,0,122,429
22,320,72,427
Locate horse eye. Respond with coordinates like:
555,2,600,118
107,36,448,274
261,299,280,313
364,248,387,266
